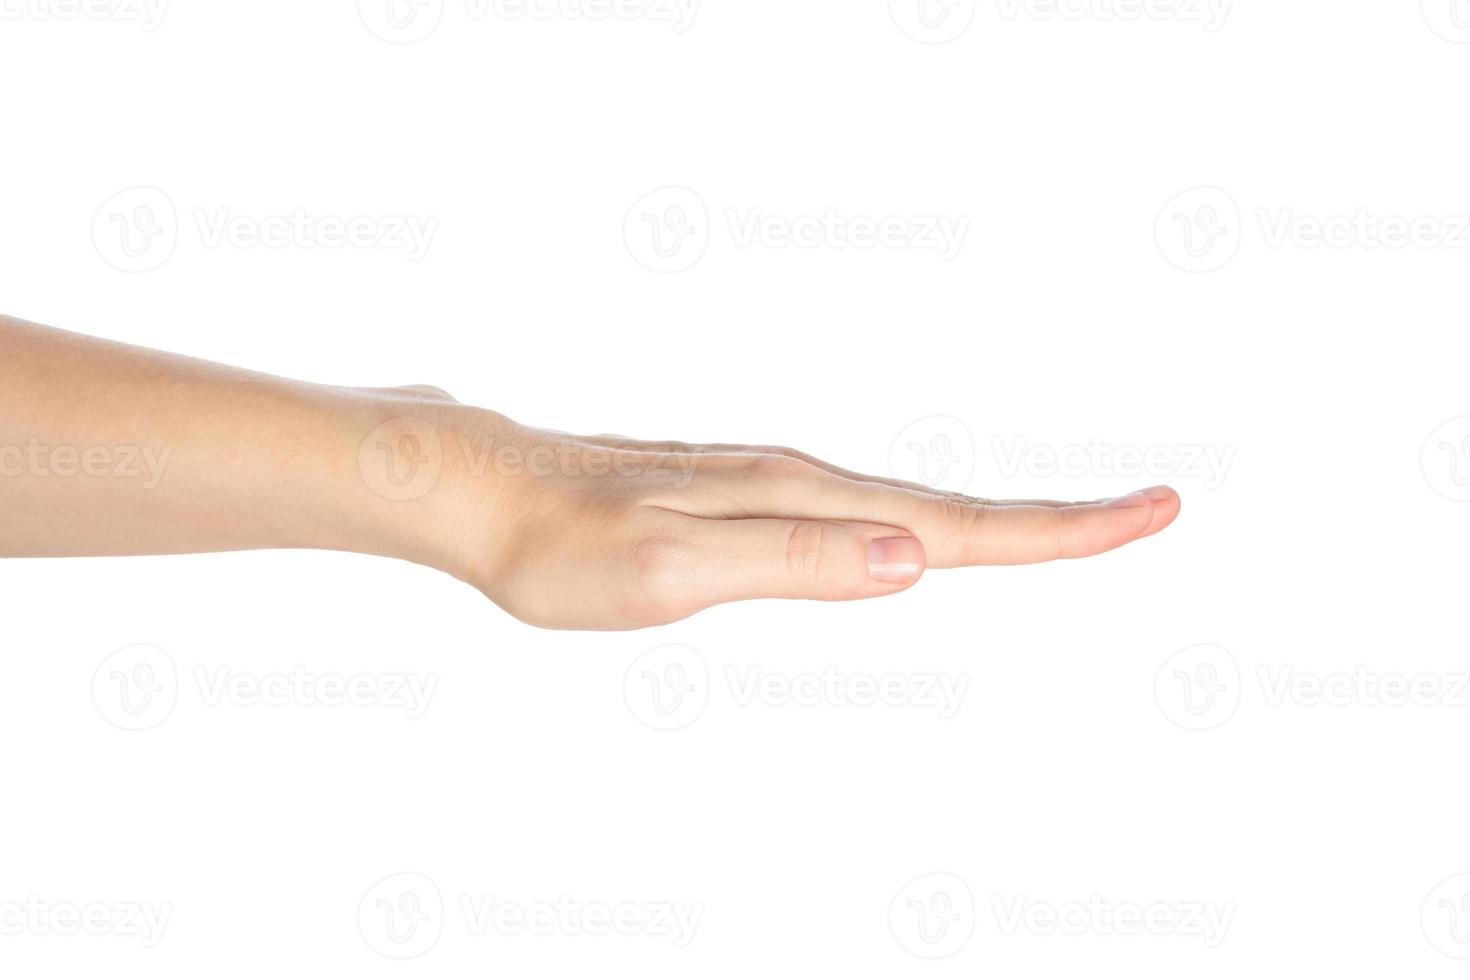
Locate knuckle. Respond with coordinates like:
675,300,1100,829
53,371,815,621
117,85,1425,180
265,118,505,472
940,499,987,564
783,521,831,580
398,383,455,401
627,534,691,592
748,452,813,479
606,534,693,626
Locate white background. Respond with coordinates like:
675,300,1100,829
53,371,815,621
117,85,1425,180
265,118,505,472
3,0,1470,975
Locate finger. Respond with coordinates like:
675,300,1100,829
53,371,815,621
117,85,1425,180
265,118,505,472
1138,485,1182,538
887,491,1171,566
667,515,926,608
669,459,1179,566
583,435,981,499
588,430,1143,511
586,434,1128,512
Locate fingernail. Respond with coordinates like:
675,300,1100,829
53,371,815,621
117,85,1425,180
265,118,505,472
1140,485,1175,502
1105,491,1149,509
867,537,925,583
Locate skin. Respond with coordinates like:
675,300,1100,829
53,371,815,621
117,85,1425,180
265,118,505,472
0,314,1180,630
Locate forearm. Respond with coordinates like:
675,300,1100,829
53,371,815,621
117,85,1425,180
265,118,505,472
0,314,474,569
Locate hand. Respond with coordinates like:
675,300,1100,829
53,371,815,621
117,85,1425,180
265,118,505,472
0,315,1180,631
434,409,1181,630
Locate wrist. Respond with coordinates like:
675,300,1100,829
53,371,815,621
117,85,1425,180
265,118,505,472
342,391,523,585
